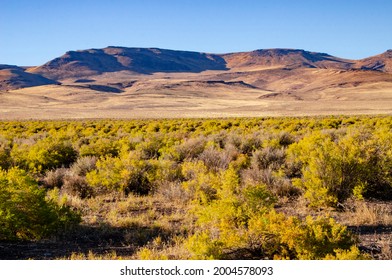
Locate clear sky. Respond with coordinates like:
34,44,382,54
1,0,391,66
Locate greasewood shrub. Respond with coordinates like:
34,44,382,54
181,161,220,204
86,156,125,194
246,212,365,260
86,152,155,195
136,136,164,160
78,137,120,158
0,168,80,240
187,210,365,260
288,129,392,208
12,137,77,174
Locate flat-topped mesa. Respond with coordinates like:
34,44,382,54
222,48,354,70
28,47,228,79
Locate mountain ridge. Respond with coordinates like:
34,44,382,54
27,47,392,79
1,47,392,92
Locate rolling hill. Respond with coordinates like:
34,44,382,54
0,65,58,90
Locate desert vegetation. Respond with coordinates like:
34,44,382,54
0,116,391,259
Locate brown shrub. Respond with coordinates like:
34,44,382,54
62,174,93,198
43,168,68,188
251,147,285,171
70,156,97,176
172,137,207,162
238,133,263,155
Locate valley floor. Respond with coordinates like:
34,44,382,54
1,90,392,120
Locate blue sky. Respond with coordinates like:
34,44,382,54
1,0,391,66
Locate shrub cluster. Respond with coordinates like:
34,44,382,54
288,128,392,208
0,168,80,240
184,164,365,260
0,116,390,258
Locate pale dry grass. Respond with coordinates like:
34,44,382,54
73,188,194,233
380,237,392,259
48,187,195,259
61,250,120,260
344,200,392,226
135,235,192,260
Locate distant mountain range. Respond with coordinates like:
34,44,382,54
1,47,392,91
2,47,392,119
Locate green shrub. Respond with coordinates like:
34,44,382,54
136,136,164,159
86,153,154,195
287,129,392,208
186,230,225,260
246,212,364,260
186,211,365,260
12,137,77,174
149,159,182,189
181,161,219,204
86,156,125,194
0,168,80,240
79,138,120,158
185,160,363,260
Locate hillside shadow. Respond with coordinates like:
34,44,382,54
0,223,170,260
64,84,124,93
74,79,96,83
126,51,229,74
